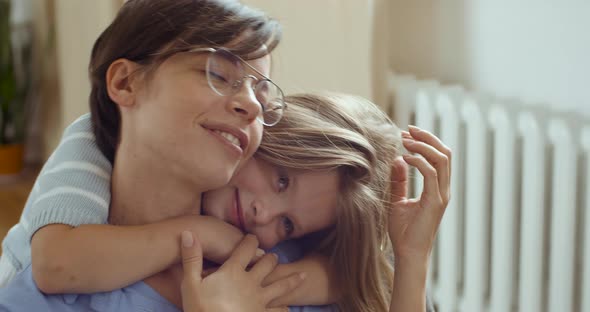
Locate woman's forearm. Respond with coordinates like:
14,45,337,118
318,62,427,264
389,255,429,312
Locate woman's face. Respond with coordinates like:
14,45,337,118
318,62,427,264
128,50,269,189
202,157,340,249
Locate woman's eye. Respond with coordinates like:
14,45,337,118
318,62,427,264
282,216,294,237
277,173,289,192
208,70,228,83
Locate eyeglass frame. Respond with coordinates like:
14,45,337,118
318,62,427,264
185,47,286,127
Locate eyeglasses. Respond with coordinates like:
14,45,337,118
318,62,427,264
186,47,286,127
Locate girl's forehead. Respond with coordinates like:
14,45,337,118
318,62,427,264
289,169,340,235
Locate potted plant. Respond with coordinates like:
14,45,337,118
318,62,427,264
0,0,32,175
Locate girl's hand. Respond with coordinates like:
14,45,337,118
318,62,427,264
388,126,451,259
180,215,261,265
180,231,303,312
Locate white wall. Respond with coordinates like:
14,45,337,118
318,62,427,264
42,0,119,159
28,0,590,159
389,0,590,118
241,0,376,100
55,0,119,128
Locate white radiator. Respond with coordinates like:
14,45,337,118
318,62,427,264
387,73,590,312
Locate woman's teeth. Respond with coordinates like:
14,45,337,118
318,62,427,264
214,130,240,147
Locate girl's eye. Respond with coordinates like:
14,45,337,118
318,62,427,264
282,216,294,237
277,172,290,192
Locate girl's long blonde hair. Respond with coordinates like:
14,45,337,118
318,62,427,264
256,93,402,311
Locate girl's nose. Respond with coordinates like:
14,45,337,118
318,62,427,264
252,201,278,226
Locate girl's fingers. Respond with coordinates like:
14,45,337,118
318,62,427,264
402,154,442,207
402,138,450,202
249,253,279,283
390,157,409,202
224,234,261,270
263,272,306,307
407,126,452,184
408,126,452,161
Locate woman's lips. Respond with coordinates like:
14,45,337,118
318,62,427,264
206,128,243,158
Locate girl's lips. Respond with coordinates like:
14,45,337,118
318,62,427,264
234,188,246,233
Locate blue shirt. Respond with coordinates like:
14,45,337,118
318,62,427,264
0,266,179,312
0,240,336,311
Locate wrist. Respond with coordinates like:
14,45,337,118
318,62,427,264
394,254,429,276
393,245,432,261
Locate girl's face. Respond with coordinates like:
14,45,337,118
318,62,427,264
202,157,340,249
128,51,270,189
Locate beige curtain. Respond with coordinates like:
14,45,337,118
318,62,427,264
34,0,120,161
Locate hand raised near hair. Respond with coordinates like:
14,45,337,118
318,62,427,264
180,232,303,312
388,126,451,260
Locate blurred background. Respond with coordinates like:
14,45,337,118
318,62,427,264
0,1,589,311
1,0,588,163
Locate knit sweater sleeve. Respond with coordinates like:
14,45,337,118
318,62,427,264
20,113,112,241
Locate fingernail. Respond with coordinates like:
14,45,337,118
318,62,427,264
401,131,412,138
181,231,193,248
299,272,307,280
402,138,414,145
256,248,266,257
408,125,420,132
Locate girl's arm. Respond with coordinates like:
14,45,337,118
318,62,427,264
262,253,340,307
31,215,247,294
387,126,452,311
389,255,428,312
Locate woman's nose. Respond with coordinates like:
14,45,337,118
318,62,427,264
228,78,262,123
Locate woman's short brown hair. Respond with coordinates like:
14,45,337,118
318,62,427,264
89,0,281,163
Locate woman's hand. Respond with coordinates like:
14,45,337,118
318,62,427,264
388,125,451,259
180,231,304,312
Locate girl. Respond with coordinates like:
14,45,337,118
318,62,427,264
191,93,450,311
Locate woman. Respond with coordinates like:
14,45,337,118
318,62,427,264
0,0,291,299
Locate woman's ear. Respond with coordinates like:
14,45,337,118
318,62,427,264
106,59,141,108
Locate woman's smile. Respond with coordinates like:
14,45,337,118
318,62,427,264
202,123,250,159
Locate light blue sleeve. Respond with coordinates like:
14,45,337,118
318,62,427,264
1,114,113,273
22,114,113,239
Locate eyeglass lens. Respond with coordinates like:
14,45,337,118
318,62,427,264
206,49,284,126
